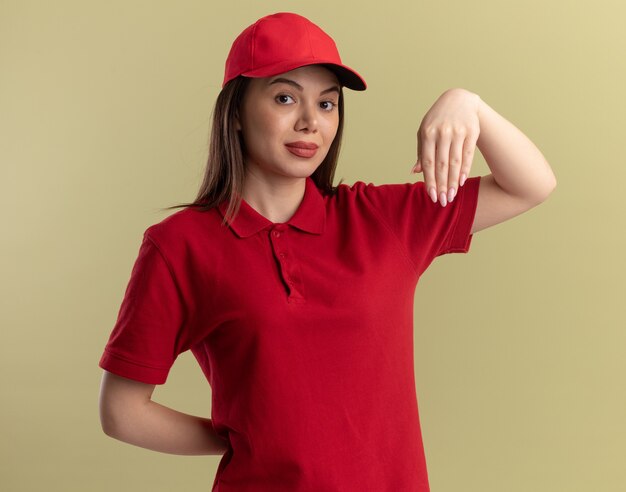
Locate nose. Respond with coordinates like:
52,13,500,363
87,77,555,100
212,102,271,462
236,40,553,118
295,101,318,133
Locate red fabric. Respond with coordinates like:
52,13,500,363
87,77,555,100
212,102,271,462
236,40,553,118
222,12,367,91
99,175,481,491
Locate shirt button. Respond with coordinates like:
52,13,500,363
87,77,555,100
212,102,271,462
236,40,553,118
279,253,286,258
273,231,281,237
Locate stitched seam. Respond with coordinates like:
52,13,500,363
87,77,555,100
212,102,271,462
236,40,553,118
439,175,479,254
250,24,257,68
440,187,465,254
102,349,170,370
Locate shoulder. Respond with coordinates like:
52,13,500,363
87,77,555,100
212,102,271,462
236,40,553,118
331,179,427,205
325,181,370,211
334,179,426,194
143,206,221,250
333,180,374,195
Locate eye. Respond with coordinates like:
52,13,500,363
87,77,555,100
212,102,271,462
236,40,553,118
275,94,295,105
320,101,336,111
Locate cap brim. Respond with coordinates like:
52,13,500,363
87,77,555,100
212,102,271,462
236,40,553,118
319,63,367,91
241,59,367,91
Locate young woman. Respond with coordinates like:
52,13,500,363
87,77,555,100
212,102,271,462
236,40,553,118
98,12,556,492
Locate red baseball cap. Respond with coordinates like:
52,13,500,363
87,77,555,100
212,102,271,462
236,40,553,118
222,12,367,91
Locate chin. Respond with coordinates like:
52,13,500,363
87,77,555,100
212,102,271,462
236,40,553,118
276,161,323,178
247,156,324,181
278,170,316,181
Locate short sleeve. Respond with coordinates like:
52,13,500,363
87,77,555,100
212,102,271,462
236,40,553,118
360,176,481,275
98,232,189,384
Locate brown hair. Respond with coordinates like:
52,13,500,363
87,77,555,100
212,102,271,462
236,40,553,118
161,72,346,226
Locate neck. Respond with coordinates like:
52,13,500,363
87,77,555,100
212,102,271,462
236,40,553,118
241,171,307,224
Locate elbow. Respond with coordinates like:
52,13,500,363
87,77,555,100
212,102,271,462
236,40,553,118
541,171,557,202
98,369,156,439
99,406,119,438
99,392,127,439
530,168,557,205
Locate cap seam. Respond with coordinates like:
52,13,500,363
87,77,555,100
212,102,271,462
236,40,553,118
250,23,258,71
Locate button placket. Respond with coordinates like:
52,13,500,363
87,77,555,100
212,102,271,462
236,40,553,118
269,225,304,300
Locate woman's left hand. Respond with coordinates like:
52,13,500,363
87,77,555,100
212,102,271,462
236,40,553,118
412,88,481,207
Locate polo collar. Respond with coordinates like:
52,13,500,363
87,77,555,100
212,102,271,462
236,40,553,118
217,176,326,238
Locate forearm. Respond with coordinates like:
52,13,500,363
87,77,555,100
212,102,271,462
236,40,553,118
104,399,229,456
476,95,557,202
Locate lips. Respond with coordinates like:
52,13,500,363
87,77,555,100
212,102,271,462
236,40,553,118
285,141,319,150
285,141,318,158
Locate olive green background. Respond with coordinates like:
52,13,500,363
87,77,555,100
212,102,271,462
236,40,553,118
1,1,624,491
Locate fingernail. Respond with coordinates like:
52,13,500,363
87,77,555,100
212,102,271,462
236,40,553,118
448,187,455,203
460,173,467,187
439,191,447,207
428,187,437,203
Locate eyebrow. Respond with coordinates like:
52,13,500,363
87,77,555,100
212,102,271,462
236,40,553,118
268,77,340,96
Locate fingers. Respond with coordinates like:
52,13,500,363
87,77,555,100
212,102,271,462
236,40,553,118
413,129,423,173
420,125,475,207
447,131,465,203
434,127,453,206
420,127,438,204
460,130,478,187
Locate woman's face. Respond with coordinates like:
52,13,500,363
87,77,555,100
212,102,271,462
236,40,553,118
235,65,341,184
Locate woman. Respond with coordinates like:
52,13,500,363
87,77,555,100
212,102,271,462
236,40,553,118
98,12,556,491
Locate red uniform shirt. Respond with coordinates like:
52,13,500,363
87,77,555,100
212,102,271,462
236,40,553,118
99,175,482,491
